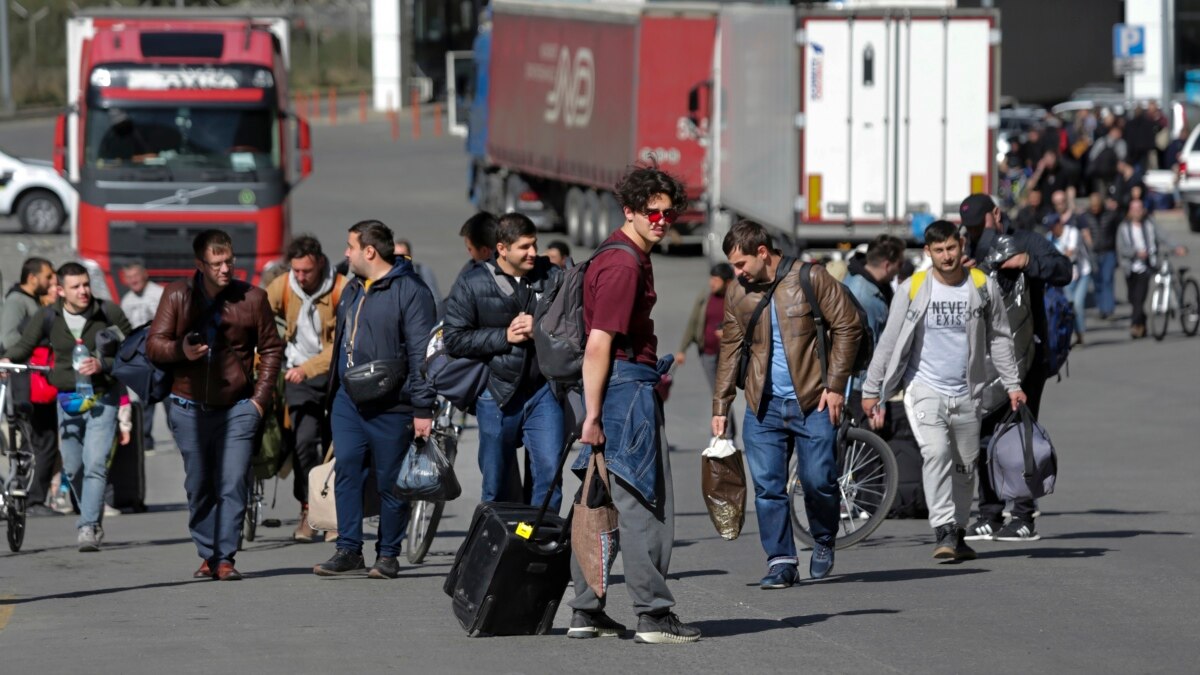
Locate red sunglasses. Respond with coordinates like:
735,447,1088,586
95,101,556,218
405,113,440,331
642,208,679,225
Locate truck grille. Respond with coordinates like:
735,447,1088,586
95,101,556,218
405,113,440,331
109,220,258,285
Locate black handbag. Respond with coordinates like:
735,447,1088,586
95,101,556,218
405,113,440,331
341,359,408,406
736,256,795,390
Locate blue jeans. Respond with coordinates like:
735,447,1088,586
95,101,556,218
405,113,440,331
168,397,261,564
742,395,839,566
475,382,564,510
1095,251,1117,317
1067,274,1090,335
58,392,119,529
330,388,413,558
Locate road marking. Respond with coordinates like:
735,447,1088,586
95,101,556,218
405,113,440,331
0,595,14,632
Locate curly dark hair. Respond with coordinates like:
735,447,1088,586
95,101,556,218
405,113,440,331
285,234,324,262
614,163,688,214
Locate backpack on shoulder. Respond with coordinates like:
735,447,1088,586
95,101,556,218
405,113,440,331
423,322,490,413
1041,284,1075,379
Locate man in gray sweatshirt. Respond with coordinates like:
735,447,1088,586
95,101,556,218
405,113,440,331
861,221,1026,561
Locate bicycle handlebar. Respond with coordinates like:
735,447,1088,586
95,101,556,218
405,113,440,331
0,363,51,373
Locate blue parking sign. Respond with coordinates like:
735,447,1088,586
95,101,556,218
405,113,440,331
1113,24,1145,75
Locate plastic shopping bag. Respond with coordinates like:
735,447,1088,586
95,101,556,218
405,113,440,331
395,435,462,501
700,437,747,540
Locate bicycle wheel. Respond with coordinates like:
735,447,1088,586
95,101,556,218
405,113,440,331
790,427,899,550
1150,284,1170,341
406,498,445,564
1180,278,1200,337
7,497,26,552
244,481,262,543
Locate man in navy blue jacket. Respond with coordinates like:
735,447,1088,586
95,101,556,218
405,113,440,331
313,220,437,579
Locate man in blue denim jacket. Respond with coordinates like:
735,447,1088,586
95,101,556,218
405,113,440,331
567,166,701,645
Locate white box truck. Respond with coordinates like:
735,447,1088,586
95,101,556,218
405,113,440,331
703,4,999,254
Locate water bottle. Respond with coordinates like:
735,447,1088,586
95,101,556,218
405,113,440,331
72,339,94,397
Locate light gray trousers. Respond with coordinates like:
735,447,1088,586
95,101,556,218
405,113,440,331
903,379,981,530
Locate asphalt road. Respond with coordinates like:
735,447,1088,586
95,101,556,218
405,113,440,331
0,117,1198,674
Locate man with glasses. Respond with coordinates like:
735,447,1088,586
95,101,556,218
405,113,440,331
147,231,284,580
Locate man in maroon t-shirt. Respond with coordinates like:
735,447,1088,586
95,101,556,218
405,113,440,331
566,166,701,645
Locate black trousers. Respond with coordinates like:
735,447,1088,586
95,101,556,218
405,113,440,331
976,355,1047,524
1126,270,1151,328
23,402,61,505
285,379,329,505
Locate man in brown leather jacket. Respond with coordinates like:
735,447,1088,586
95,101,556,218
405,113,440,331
712,220,862,589
147,230,284,581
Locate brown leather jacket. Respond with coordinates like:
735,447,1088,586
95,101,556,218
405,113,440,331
714,260,863,416
146,273,284,412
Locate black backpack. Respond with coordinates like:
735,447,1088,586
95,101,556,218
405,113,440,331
533,241,640,385
112,322,173,405
797,263,874,387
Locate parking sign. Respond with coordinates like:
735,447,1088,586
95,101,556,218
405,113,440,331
1114,24,1146,75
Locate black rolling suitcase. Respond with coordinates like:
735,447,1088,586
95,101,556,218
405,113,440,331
443,436,576,637
108,402,147,513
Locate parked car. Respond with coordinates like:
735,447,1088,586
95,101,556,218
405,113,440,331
1175,123,1200,232
0,147,74,234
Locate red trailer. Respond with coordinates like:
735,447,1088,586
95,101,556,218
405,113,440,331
470,0,716,250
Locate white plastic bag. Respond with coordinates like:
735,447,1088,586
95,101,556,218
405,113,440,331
702,436,738,459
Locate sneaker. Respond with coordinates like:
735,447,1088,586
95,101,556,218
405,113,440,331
567,610,627,639
993,520,1040,542
77,525,101,552
810,543,835,579
103,504,121,517
954,528,977,561
26,503,63,518
313,549,366,576
759,563,800,590
634,612,701,644
932,524,956,560
367,556,401,579
964,519,1001,541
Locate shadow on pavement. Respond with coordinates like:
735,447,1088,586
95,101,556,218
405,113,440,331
1045,509,1166,517
824,567,989,584
981,547,1110,559
14,536,195,555
143,503,189,513
1,579,198,604
1048,529,1190,540
670,568,729,580
693,609,901,637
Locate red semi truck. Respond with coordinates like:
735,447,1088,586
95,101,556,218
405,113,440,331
468,0,716,250
55,8,312,298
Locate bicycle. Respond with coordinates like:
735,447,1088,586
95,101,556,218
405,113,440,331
240,475,266,547
406,397,461,564
0,362,51,553
788,406,898,550
1149,254,1200,341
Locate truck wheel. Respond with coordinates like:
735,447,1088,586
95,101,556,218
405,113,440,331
565,188,585,245
597,192,622,242
1189,203,1200,233
17,190,65,234
582,190,601,248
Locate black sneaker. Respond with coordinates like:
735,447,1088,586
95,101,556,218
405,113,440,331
993,520,1040,542
367,556,401,579
932,524,956,560
954,528,977,561
567,610,627,639
313,549,366,576
963,519,1000,541
634,612,701,644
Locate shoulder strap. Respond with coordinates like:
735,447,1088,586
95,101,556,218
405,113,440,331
969,268,990,308
797,262,829,389
282,281,291,318
908,270,928,301
588,241,641,265
742,256,796,355
42,306,55,339
331,275,346,309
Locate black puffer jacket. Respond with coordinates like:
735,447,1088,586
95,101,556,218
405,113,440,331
443,256,562,407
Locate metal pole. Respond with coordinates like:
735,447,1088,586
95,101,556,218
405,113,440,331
0,0,13,114
1162,0,1175,109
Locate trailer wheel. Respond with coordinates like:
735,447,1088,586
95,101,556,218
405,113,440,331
597,192,622,242
503,174,525,214
565,187,585,245
582,190,602,248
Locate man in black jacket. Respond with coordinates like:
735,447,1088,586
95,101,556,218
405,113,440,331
313,220,437,579
444,213,565,509
959,194,1072,543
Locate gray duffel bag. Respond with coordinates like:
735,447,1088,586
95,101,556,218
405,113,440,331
987,405,1058,500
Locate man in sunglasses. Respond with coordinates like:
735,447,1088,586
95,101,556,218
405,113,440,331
569,166,701,644
147,230,284,580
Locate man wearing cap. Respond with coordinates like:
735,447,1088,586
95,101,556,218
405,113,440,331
676,263,736,438
957,194,1071,543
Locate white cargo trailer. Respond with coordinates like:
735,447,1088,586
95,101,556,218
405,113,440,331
706,4,999,252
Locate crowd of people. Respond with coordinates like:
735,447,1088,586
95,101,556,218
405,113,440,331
0,158,1188,642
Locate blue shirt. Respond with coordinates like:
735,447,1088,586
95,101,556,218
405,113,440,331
769,299,797,400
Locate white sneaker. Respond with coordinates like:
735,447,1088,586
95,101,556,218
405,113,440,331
78,525,101,552
104,504,121,517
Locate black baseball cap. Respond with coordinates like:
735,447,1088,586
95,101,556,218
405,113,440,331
959,194,997,228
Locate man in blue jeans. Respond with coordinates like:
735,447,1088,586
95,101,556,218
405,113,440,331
713,220,863,589
443,213,564,509
2,262,133,551
314,220,436,580
148,231,284,579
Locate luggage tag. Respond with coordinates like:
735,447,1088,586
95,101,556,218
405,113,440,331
515,522,534,539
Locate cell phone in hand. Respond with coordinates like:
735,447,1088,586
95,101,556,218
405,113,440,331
185,332,204,347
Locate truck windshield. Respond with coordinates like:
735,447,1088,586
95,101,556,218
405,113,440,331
85,106,279,177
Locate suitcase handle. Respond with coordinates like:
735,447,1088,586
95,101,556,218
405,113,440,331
526,432,579,545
